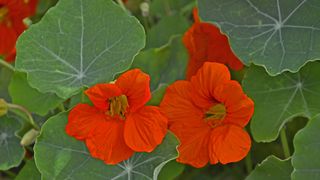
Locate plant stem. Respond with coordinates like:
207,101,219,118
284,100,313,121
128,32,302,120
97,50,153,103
280,127,291,158
116,0,126,11
7,103,39,130
0,59,15,71
245,152,253,173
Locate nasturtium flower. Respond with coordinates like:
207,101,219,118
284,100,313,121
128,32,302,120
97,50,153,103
183,8,243,79
0,0,38,62
66,69,168,164
160,62,254,168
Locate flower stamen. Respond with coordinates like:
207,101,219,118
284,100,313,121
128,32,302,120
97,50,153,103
0,6,9,22
205,103,226,128
108,95,128,119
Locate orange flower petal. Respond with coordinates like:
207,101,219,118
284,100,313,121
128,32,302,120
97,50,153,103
173,121,211,168
5,47,16,62
86,118,134,165
209,124,251,164
190,62,231,109
116,69,151,112
0,24,17,55
124,106,167,152
85,83,122,110
66,104,105,140
214,81,254,127
183,8,243,79
160,80,203,125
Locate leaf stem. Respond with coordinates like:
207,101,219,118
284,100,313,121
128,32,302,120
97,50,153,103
0,59,15,71
245,151,253,173
7,103,39,130
116,0,126,11
280,127,291,158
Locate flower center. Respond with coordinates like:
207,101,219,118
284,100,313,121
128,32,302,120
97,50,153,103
205,103,226,128
0,6,9,22
107,95,128,119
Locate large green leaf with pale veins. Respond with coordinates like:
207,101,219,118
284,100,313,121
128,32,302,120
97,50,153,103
242,61,320,142
0,116,24,170
246,156,292,180
292,115,320,180
34,112,179,180
198,0,320,75
16,0,145,99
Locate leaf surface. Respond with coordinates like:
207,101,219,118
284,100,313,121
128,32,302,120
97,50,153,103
16,0,145,99
198,0,320,75
243,62,320,142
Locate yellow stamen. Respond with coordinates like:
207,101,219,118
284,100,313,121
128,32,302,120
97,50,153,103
108,95,128,119
0,7,9,22
205,103,227,128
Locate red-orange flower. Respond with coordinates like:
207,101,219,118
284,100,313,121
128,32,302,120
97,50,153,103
66,69,168,164
0,0,38,61
183,8,243,79
160,62,254,168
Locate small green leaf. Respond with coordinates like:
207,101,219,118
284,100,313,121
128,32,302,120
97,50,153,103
243,62,320,142
148,84,168,106
158,160,185,180
0,116,24,170
9,72,63,116
246,156,292,180
150,0,195,17
34,112,179,179
16,0,145,99
132,36,188,90
0,66,13,102
198,0,320,75
292,115,320,180
146,15,189,49
15,160,41,180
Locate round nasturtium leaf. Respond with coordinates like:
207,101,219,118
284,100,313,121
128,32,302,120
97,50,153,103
198,0,320,75
292,115,320,180
246,156,292,180
16,0,145,99
34,112,179,179
242,61,320,142
0,116,25,170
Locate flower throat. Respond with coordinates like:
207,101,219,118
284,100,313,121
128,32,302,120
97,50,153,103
205,103,226,128
107,95,128,119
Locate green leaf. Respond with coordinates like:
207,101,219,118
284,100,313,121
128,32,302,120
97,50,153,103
158,160,185,180
9,72,63,116
146,15,189,49
242,62,320,142
198,0,320,75
15,160,41,180
246,156,292,180
292,115,320,180
16,0,145,99
34,112,179,179
0,66,13,102
150,0,195,17
147,84,168,106
0,116,24,170
132,36,188,90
